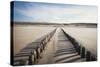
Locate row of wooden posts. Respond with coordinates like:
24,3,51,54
14,29,56,66
61,29,97,61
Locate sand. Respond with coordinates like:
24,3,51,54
63,27,97,56
13,25,97,58
13,25,55,55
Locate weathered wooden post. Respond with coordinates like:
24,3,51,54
77,45,81,55
28,54,33,65
81,46,85,58
33,50,37,64
86,51,91,61
41,40,45,50
40,43,43,52
36,48,39,59
38,47,41,58
32,54,35,64
91,55,96,61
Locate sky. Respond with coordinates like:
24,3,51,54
12,1,98,23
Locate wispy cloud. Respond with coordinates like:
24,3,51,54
13,1,97,23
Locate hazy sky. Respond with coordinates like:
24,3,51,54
12,1,97,23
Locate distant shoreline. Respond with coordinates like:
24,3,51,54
11,22,97,28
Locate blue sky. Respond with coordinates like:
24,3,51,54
12,1,97,23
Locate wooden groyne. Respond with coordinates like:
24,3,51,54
61,28,97,61
12,28,97,66
13,29,56,66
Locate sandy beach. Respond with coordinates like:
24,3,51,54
13,25,97,64
63,27,97,56
13,25,55,55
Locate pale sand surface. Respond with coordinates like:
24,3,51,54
13,25,55,55
13,26,97,64
63,27,97,56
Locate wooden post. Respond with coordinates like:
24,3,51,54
86,51,91,61
77,45,81,55
81,47,85,58
32,54,35,64
28,55,32,65
91,55,96,61
38,48,41,58
36,48,39,59
40,43,43,52
33,50,37,64
41,41,45,50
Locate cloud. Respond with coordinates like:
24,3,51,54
14,2,97,23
